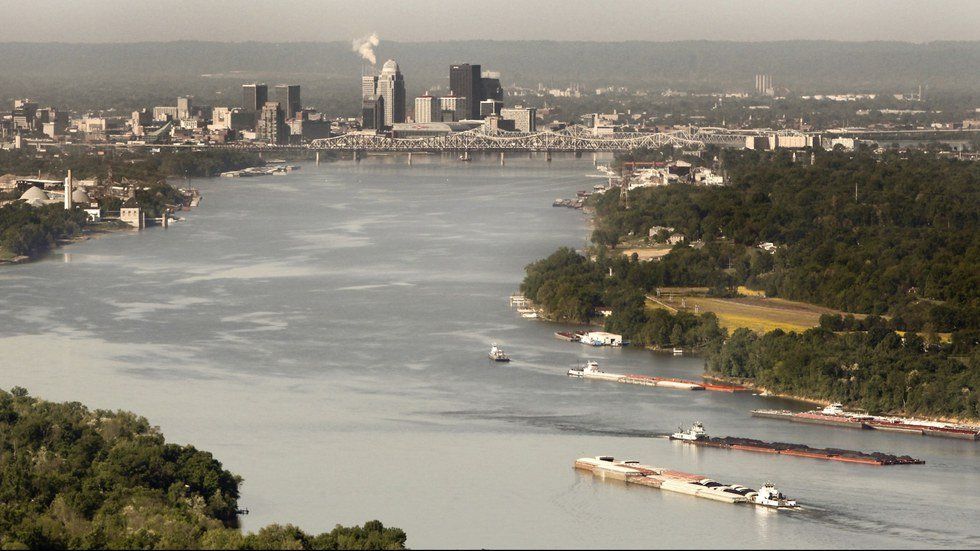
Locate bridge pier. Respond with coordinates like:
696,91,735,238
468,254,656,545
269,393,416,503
593,152,598,166
353,150,360,163
499,152,505,166
315,151,320,166
408,152,413,165
546,150,552,163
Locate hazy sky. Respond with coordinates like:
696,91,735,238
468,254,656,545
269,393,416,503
3,0,978,43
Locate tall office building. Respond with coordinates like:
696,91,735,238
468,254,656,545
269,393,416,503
414,94,439,123
501,107,536,133
256,101,287,144
479,99,503,118
275,85,302,119
755,74,773,96
450,63,482,119
439,94,466,122
362,95,385,130
242,83,268,112
481,71,504,103
376,60,406,126
362,75,378,99
177,96,193,120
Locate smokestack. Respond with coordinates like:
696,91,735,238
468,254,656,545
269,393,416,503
64,169,72,210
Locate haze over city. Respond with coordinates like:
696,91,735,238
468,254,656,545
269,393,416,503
2,0,980,43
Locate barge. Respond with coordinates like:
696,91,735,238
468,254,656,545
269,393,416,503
669,422,924,466
567,362,704,391
575,456,799,509
752,403,980,441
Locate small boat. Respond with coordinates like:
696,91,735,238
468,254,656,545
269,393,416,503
567,360,602,377
752,482,799,509
672,348,684,356
521,312,539,319
489,343,510,362
670,421,707,441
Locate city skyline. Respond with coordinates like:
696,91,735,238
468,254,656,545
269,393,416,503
2,0,979,43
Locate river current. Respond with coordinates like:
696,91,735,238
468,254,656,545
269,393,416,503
0,155,976,548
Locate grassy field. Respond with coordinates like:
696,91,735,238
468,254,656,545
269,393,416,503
647,294,847,333
617,245,674,261
648,290,953,342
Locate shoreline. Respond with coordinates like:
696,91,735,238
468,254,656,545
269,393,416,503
0,224,134,267
702,373,980,425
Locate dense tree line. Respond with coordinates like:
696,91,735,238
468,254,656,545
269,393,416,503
706,326,980,420
521,247,726,350
0,203,87,257
589,150,979,335
0,148,264,183
522,150,978,418
0,388,407,550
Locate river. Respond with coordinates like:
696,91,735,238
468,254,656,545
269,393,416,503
0,154,976,548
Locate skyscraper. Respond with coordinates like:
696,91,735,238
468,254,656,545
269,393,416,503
275,85,302,120
414,94,439,123
755,74,773,96
439,94,466,122
362,95,384,130
242,83,268,112
450,64,482,120
377,60,406,127
177,96,193,120
481,71,504,103
256,101,287,144
361,75,378,100
501,107,536,133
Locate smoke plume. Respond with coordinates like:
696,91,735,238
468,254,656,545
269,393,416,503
352,33,380,65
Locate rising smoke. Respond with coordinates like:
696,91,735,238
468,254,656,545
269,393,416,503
352,33,380,65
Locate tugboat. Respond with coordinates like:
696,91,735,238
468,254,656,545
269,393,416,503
567,360,602,377
488,343,510,362
670,421,707,441
752,482,799,509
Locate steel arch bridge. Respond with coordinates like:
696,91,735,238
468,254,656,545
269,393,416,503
307,125,745,152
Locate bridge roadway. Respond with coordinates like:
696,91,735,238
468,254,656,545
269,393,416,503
306,126,748,152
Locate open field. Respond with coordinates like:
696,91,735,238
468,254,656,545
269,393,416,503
647,294,848,334
617,245,673,261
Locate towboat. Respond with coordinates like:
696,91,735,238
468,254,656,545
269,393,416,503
670,422,707,441
489,343,510,362
567,360,602,377
753,483,799,508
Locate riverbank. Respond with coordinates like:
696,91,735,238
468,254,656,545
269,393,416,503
703,373,980,425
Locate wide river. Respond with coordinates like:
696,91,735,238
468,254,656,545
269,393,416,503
0,155,977,548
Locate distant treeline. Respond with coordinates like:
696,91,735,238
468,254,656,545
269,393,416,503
0,148,264,182
0,388,407,549
1,41,978,111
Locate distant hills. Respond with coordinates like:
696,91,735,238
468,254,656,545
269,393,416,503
1,40,977,112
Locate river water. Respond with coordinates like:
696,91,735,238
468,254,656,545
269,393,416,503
0,155,976,548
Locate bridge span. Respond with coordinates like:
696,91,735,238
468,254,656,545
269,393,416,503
307,126,746,152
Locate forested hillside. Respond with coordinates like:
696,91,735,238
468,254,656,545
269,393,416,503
521,150,979,419
0,388,407,549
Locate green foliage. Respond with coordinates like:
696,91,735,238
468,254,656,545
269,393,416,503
0,389,406,550
521,247,604,323
591,150,980,334
706,327,980,420
0,203,86,257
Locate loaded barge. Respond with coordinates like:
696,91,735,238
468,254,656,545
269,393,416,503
566,361,749,393
575,456,799,509
669,422,924,466
753,403,980,441
567,361,704,390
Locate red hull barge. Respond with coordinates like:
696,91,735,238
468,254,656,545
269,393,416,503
752,404,980,440
685,436,924,466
